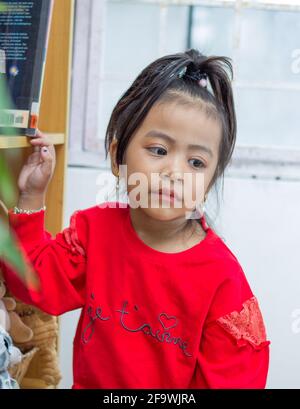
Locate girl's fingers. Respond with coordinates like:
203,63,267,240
32,142,55,158
28,130,56,163
35,129,43,137
30,137,55,154
40,147,54,175
31,140,55,155
29,129,53,146
29,137,53,146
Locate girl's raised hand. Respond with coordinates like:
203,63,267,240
18,129,56,197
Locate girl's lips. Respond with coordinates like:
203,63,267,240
150,189,181,201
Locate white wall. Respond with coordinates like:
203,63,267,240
214,176,300,389
58,166,300,389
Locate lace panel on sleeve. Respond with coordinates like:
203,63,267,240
216,296,270,350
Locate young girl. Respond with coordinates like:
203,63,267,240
1,49,270,389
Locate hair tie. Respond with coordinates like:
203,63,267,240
198,74,208,88
177,66,208,88
177,66,187,78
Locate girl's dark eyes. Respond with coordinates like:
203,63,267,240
145,147,206,169
189,159,205,169
146,146,167,156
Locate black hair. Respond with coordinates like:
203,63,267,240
104,48,236,231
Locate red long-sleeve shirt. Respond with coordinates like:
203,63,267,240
1,201,270,389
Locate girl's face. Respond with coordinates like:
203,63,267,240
111,100,221,222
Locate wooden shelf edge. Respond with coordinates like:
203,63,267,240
0,133,65,149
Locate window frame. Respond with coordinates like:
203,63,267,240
69,0,107,169
69,0,300,180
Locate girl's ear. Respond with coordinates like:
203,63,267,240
109,137,119,177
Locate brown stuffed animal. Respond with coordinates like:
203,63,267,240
13,303,62,387
0,279,33,343
0,276,61,387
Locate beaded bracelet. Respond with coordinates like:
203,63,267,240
13,205,46,215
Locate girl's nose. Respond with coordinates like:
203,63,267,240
160,154,187,184
160,170,184,184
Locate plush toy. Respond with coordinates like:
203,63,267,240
0,280,33,343
13,305,62,387
0,279,61,387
